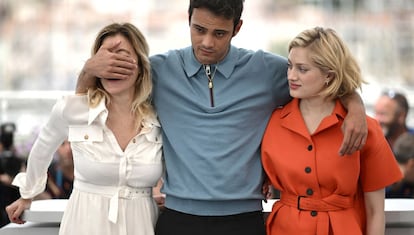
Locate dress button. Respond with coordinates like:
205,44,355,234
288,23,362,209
304,167,312,173
132,139,136,143
311,211,318,217
307,145,313,151
306,188,313,195
84,134,89,140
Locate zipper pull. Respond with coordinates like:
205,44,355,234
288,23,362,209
205,65,211,76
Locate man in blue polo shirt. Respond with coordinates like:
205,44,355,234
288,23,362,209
76,1,367,234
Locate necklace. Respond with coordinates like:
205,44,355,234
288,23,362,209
203,63,218,107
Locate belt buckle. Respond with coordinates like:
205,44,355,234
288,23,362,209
297,196,305,210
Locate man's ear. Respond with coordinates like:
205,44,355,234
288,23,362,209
407,158,414,169
232,19,243,37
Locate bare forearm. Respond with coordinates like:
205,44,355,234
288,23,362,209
76,68,95,94
339,91,365,114
365,190,385,235
366,213,385,235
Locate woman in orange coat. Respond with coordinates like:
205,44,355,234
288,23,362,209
261,27,402,235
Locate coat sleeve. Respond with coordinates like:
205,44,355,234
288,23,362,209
12,96,69,198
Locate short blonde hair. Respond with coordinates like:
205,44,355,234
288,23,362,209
288,27,366,99
88,23,154,128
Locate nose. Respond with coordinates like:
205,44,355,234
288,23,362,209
287,67,296,81
201,34,214,48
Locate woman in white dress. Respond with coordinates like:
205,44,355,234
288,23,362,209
6,22,163,235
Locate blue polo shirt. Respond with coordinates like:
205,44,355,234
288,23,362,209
151,45,290,216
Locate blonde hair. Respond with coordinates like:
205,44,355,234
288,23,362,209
88,22,154,128
288,27,366,99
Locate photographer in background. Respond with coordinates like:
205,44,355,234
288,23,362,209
386,132,414,198
0,122,24,227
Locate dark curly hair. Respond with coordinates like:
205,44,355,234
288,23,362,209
188,0,244,30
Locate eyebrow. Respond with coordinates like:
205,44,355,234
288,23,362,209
288,60,309,66
191,23,205,30
192,23,229,34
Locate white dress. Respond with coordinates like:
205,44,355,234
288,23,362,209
12,95,163,235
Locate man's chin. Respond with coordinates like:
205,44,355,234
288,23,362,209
195,52,217,65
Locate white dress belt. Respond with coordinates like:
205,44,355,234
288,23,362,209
74,180,152,223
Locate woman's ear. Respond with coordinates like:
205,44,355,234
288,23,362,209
325,71,335,84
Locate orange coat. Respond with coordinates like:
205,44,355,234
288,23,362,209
261,98,402,235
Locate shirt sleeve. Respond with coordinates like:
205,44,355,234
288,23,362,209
12,96,69,198
262,51,291,107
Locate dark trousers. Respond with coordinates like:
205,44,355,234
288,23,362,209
155,208,266,235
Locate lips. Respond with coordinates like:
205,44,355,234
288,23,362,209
289,83,300,89
200,50,213,57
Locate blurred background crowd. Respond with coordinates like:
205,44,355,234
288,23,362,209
1,0,414,227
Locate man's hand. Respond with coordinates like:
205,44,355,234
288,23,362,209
262,176,272,202
152,179,165,211
339,104,368,156
76,40,137,94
